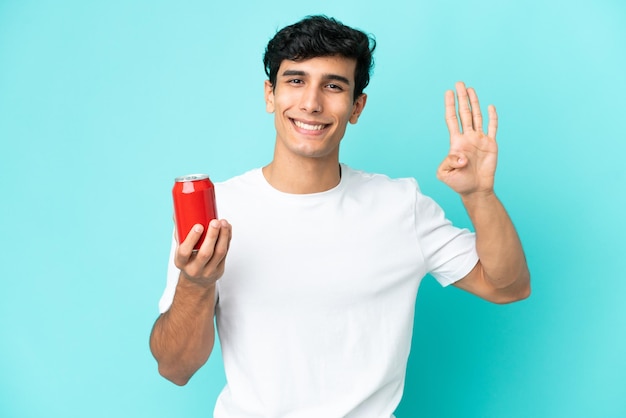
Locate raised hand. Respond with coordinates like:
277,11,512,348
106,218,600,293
437,81,498,197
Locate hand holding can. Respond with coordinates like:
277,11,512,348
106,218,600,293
172,174,218,250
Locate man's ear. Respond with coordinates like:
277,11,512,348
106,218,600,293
264,80,275,113
349,93,367,124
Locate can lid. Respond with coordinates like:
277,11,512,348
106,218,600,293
175,174,210,182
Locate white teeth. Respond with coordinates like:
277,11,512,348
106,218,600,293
294,120,325,131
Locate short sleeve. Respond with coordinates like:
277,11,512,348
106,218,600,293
413,183,478,287
158,231,180,313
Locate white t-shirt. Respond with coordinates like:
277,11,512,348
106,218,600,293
159,164,478,418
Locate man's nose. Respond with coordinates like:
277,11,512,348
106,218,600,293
299,85,323,113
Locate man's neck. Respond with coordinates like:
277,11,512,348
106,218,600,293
262,158,342,194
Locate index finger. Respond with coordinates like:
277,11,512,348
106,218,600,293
175,223,204,265
444,89,460,136
455,81,474,132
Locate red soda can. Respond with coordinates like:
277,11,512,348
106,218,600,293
172,174,218,250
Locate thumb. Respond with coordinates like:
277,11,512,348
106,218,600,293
440,153,468,172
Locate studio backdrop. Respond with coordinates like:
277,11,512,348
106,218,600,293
1,0,624,417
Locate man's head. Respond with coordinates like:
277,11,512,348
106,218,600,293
263,15,376,102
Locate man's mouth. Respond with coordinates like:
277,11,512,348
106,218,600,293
292,119,329,131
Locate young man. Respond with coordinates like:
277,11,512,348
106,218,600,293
150,15,530,417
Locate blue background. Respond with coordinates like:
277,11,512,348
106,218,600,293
1,0,625,417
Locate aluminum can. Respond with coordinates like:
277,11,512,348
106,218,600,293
172,174,218,250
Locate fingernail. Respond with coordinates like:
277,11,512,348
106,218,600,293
210,219,220,228
193,224,203,233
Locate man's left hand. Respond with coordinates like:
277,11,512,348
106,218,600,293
437,81,498,197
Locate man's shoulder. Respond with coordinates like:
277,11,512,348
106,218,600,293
342,164,420,193
215,168,262,189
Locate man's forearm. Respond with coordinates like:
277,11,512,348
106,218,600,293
150,274,217,386
462,191,530,292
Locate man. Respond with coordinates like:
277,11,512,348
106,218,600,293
150,15,530,417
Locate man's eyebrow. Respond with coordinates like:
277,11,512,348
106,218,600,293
325,74,351,86
281,70,351,86
282,70,307,77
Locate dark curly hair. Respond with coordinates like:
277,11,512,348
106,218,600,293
263,15,376,102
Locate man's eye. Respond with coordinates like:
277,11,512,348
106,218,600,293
327,84,343,91
288,79,303,85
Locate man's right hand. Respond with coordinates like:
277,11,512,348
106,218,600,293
151,218,231,385
174,219,232,287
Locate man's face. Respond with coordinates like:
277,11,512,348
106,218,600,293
264,55,367,163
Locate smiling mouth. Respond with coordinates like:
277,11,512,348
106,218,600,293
292,119,329,131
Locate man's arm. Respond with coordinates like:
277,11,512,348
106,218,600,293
149,219,232,385
437,82,530,304
453,192,530,304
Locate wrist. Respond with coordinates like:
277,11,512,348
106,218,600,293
179,271,218,292
461,188,495,203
